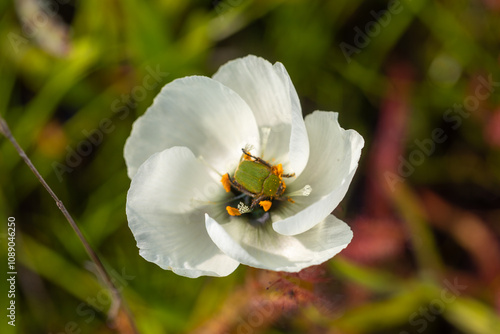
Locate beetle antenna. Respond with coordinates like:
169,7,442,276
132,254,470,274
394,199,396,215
241,148,273,168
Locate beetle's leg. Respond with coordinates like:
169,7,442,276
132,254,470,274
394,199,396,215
250,195,268,210
241,148,273,168
249,196,274,212
274,196,295,203
282,172,295,178
249,197,260,210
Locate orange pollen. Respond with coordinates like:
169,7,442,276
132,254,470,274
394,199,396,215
259,200,272,212
271,163,284,177
221,174,231,192
226,206,241,216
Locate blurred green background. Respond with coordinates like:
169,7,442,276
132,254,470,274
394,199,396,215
1,0,500,333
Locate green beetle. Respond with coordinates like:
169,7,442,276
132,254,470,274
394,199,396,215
221,149,295,216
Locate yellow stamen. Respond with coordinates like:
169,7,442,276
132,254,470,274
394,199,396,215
226,206,241,216
221,174,231,192
271,163,284,177
259,200,272,211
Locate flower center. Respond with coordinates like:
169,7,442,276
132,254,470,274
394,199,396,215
221,148,309,218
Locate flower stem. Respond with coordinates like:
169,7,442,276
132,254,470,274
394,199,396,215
0,116,139,334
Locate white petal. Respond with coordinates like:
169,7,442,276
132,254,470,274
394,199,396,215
273,62,310,177
272,111,365,236
212,55,310,176
127,146,239,278
205,213,352,272
258,124,292,170
124,76,260,179
212,55,292,128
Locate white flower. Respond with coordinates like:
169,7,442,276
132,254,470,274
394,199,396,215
124,55,364,278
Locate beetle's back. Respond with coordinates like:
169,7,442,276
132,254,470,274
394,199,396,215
262,174,281,197
234,161,270,194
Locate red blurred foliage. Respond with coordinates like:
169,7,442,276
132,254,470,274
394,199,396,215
342,217,406,265
481,0,500,11
343,63,414,265
421,191,500,283
485,108,500,148
264,266,327,309
364,62,414,217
